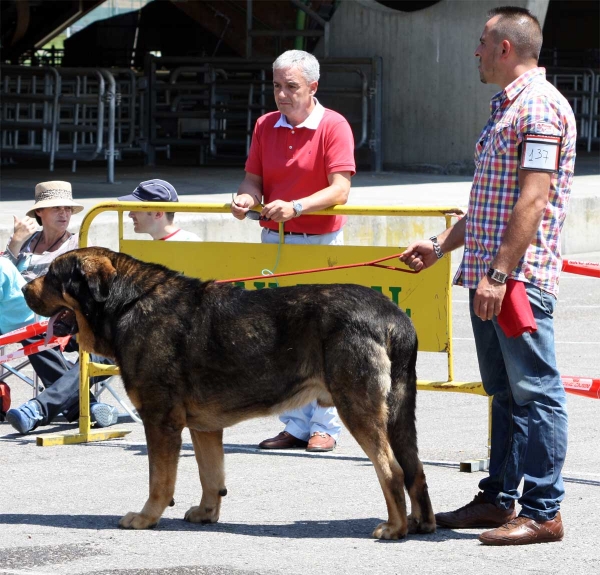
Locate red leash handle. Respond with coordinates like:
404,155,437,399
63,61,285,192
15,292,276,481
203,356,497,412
215,253,418,284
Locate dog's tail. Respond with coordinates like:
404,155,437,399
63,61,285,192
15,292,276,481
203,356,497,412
386,318,420,490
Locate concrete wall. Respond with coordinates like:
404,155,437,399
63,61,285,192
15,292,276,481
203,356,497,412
321,0,550,171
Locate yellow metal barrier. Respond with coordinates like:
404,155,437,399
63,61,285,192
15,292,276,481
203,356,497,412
37,202,488,450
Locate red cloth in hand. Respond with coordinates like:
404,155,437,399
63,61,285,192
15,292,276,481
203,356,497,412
497,279,538,338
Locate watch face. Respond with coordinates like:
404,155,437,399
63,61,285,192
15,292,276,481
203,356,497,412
489,269,507,283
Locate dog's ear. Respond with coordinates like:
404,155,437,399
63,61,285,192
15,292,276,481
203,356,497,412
80,255,117,302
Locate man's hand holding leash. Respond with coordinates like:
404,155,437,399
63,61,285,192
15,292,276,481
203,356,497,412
399,240,440,272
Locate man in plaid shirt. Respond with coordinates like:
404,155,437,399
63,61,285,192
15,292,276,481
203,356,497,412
401,6,576,546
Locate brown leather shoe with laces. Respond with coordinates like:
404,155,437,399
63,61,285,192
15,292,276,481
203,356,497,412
306,432,336,452
258,431,308,449
479,512,564,545
435,492,516,528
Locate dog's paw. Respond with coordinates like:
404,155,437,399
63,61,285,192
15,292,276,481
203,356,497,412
407,514,436,534
372,521,407,540
119,512,158,530
408,513,436,534
184,505,220,524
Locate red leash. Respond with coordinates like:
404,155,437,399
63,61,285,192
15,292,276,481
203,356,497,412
215,252,418,284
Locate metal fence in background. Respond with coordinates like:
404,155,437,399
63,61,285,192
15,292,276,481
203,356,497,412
1,56,382,180
1,65,140,183
2,62,595,183
1,66,60,169
547,67,598,152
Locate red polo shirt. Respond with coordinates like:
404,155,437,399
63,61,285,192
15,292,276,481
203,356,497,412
245,104,356,234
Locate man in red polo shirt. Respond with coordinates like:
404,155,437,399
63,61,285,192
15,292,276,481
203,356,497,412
231,49,356,452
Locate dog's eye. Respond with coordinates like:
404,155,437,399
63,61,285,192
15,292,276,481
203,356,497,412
44,273,62,290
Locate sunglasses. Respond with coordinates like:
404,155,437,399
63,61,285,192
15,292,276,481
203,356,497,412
231,194,269,221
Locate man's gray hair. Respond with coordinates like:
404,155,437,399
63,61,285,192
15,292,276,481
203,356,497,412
273,50,320,83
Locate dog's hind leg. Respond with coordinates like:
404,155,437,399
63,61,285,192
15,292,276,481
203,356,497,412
328,343,410,539
387,420,436,534
185,429,226,525
387,345,436,534
120,421,183,529
339,407,410,539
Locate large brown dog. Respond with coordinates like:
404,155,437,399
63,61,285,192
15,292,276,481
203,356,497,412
23,247,435,539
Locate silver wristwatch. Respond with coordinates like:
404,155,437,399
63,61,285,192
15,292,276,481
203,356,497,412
487,268,508,284
429,236,443,259
291,200,303,218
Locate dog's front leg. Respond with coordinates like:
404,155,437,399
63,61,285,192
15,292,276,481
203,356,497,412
185,429,226,524
120,422,183,529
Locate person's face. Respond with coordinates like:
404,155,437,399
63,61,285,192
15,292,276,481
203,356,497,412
128,211,157,234
475,16,502,85
36,206,73,231
273,66,317,125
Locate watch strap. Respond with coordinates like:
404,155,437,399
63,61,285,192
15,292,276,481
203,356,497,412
429,236,443,259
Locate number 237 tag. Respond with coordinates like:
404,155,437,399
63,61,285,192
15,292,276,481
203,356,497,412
520,133,561,173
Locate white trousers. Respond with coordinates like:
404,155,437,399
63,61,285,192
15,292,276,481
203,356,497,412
261,226,343,440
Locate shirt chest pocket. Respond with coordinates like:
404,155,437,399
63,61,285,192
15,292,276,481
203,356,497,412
489,123,512,156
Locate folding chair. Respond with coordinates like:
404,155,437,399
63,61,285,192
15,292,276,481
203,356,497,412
0,353,42,395
0,320,52,397
1,322,141,426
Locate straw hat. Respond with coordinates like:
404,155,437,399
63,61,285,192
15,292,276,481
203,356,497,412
26,181,84,218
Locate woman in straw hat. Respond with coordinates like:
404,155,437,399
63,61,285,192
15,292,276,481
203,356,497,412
3,181,82,280
2,181,119,434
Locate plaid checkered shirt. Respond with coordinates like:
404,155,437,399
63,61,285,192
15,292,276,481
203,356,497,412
455,67,577,296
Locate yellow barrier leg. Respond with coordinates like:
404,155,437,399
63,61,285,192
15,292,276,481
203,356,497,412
458,394,492,473
37,351,131,446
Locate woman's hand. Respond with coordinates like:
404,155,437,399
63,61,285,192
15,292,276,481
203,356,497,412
8,215,38,254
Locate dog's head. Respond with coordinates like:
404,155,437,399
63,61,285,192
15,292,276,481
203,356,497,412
23,247,118,356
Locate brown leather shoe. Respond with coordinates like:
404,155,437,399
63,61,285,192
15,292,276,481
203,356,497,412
258,431,307,449
306,432,336,452
436,492,516,528
479,512,564,545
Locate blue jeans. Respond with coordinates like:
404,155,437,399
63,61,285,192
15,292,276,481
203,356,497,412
469,283,568,522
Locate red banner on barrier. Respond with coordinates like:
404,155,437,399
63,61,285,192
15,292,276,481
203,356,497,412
0,320,49,347
562,260,600,278
0,335,71,365
563,377,600,399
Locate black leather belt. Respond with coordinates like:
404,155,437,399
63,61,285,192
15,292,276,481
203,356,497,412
265,229,321,237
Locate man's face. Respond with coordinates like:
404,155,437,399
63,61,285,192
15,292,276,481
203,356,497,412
475,16,502,85
128,211,156,234
273,66,317,125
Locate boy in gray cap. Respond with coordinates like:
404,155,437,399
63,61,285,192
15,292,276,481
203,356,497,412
118,179,199,241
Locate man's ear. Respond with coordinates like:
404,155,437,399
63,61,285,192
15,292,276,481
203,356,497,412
154,211,165,220
309,80,318,96
81,256,117,302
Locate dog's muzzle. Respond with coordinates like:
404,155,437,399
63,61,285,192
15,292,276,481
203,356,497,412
46,308,79,339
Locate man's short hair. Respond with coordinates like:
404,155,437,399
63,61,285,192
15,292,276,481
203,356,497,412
273,50,320,84
487,6,543,61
